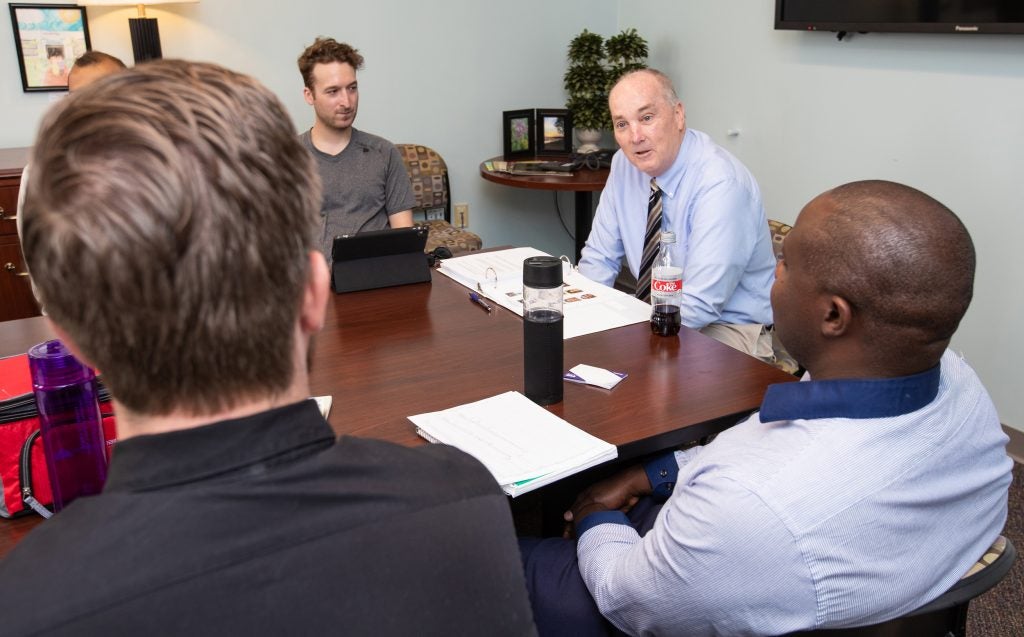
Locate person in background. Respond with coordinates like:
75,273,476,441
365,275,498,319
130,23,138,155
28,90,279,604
67,50,127,92
1,59,536,636
17,50,128,308
524,180,1012,636
297,37,414,258
579,68,776,359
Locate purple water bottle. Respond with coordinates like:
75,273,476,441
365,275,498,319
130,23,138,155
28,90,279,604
28,340,108,511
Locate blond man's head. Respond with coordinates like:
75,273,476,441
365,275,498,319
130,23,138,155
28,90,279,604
23,60,323,417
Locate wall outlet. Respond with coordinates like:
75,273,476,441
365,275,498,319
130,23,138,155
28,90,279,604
454,203,469,228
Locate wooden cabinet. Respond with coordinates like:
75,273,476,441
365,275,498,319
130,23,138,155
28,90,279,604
0,148,41,323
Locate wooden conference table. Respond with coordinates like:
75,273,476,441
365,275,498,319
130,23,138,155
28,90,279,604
480,156,609,262
0,266,795,555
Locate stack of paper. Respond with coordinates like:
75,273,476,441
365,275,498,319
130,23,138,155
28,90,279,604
437,247,651,339
409,391,618,497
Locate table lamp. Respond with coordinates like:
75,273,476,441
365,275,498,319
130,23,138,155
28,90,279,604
78,1,198,64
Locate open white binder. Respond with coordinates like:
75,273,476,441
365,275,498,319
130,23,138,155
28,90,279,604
437,247,651,339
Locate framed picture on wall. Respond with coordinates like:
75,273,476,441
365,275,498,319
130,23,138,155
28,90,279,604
8,4,91,92
535,108,573,156
502,109,535,160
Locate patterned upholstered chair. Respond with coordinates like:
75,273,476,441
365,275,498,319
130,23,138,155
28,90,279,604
395,144,482,255
767,219,801,375
784,535,1017,637
768,218,793,261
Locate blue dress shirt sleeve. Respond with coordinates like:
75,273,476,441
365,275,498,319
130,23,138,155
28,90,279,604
576,472,816,636
675,179,763,329
575,449,698,534
578,158,627,287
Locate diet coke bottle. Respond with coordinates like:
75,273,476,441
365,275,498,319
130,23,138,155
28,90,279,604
649,231,682,336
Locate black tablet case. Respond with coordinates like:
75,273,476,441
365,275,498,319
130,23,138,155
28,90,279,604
330,227,431,293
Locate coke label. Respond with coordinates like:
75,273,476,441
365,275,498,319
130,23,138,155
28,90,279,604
652,278,682,293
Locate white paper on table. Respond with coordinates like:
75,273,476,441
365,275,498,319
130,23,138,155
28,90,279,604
409,391,617,496
313,396,332,419
438,247,651,339
560,271,651,338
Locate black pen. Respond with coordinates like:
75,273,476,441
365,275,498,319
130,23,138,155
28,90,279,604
469,292,493,313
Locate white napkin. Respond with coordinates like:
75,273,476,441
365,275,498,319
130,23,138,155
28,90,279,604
565,364,626,390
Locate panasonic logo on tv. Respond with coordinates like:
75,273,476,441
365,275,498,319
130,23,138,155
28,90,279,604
955,25,980,32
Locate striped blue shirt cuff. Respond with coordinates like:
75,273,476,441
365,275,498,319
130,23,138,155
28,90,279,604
643,451,679,502
577,510,631,536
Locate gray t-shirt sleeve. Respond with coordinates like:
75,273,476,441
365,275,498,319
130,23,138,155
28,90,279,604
384,143,415,215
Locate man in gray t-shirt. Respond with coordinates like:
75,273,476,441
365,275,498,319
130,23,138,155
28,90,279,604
297,38,414,257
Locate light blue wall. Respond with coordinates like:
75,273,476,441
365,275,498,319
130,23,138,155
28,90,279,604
3,0,1021,430
621,0,1024,431
0,0,617,260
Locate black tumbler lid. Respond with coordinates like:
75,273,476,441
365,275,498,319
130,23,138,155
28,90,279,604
523,256,563,288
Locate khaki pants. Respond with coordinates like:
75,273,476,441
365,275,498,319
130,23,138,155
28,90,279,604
699,323,775,363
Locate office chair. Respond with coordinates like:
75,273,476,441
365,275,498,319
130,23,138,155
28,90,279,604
396,144,482,255
785,535,1017,637
766,219,801,375
768,218,792,262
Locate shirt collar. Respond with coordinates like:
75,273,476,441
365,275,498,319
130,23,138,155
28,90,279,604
759,363,941,422
104,400,335,492
651,129,693,200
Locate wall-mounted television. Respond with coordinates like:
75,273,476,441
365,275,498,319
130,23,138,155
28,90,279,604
775,0,1024,36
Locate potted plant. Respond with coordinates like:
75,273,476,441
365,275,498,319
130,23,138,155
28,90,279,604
604,28,649,89
564,29,607,152
563,28,648,153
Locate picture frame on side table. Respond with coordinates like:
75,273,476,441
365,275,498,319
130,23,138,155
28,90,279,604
535,108,573,156
502,109,535,160
8,4,91,92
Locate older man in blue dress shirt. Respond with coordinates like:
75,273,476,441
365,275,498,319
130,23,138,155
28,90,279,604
579,68,775,358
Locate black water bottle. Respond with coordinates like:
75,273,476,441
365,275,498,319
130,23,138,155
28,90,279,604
523,256,563,405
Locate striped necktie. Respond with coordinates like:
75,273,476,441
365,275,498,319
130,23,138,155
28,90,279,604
635,178,663,302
